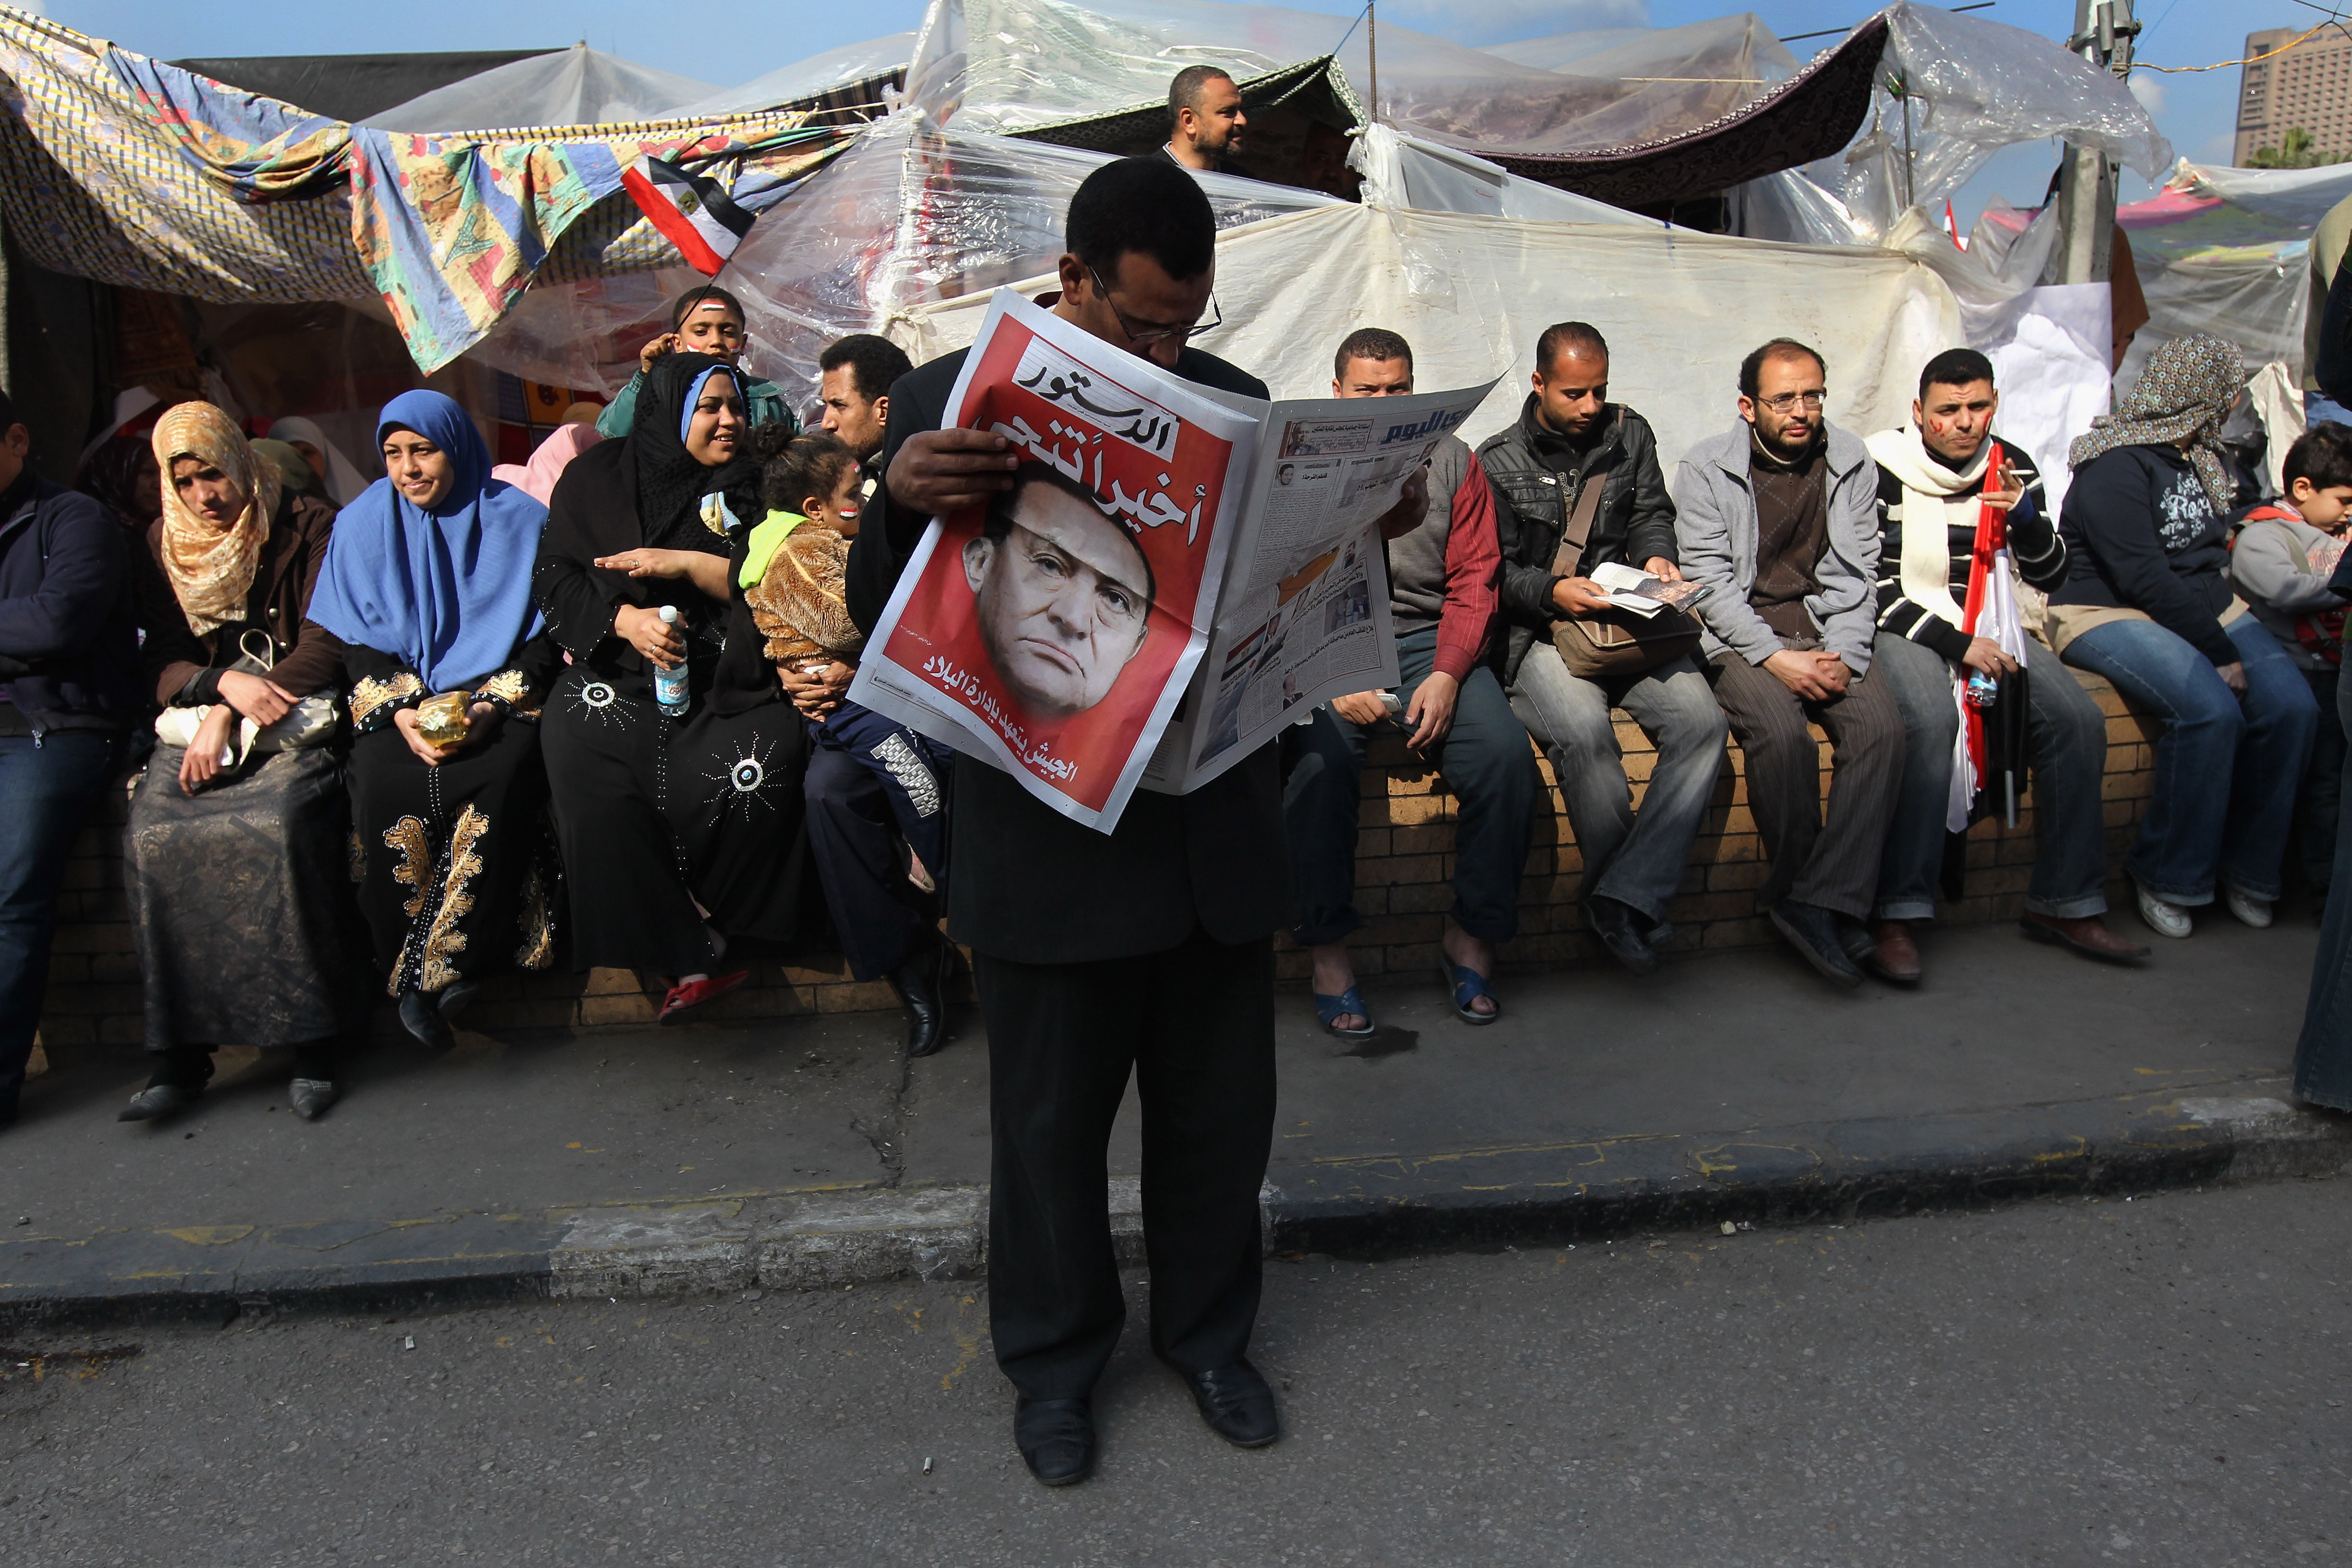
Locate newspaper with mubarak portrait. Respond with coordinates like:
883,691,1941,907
849,289,1498,833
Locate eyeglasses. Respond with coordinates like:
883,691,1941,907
1756,390,1827,412
1088,266,1223,345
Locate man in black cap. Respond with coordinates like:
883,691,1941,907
849,155,1419,1486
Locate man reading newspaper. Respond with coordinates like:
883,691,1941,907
845,156,1427,1488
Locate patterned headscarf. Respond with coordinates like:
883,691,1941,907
151,402,279,637
2067,332,2242,512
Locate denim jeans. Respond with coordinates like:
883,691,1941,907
1507,645,1727,923
1282,625,1540,946
2062,613,2318,905
0,729,125,1118
2307,391,2352,430
1872,633,2112,921
2297,666,2352,1107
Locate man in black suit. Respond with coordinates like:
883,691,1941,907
847,156,1420,1487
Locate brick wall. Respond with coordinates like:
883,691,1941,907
35,675,2158,1048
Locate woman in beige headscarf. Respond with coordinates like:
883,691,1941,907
119,403,367,1126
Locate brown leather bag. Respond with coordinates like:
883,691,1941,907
1547,472,1703,679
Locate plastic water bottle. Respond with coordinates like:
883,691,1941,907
653,605,690,717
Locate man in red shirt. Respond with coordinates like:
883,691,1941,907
1284,328,1533,1033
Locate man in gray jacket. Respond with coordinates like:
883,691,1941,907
1676,338,1905,987
1478,322,1727,976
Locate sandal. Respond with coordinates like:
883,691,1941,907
658,969,750,1025
1314,984,1376,1038
1437,963,1501,1027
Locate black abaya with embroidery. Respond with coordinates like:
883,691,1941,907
532,360,811,977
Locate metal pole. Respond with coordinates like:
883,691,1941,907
2047,0,2136,287
1367,0,1379,123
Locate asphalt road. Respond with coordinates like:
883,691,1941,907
7,1180,2351,1567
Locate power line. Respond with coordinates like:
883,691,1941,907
1778,1,1990,45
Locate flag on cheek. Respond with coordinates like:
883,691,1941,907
621,155,754,276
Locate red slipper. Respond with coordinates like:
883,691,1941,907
658,969,749,1025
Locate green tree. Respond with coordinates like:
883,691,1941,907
2249,126,2352,169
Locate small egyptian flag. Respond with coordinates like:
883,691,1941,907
621,155,753,276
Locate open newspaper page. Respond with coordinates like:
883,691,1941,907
849,290,1259,833
1143,377,1501,793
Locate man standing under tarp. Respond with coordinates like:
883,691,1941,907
848,157,1423,1487
1162,65,1251,178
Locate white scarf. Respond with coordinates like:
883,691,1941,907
1865,425,1995,633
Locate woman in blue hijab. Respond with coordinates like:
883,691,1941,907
310,390,562,1050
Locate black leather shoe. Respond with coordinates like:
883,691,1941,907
890,940,955,1059
1013,1396,1096,1486
1582,896,1660,977
436,980,480,1024
1768,899,1864,989
1179,1360,1280,1448
398,989,455,1054
118,1082,198,1123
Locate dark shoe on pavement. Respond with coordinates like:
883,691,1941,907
2019,912,2151,964
1013,1396,1097,1486
1583,896,1660,977
1768,900,1864,989
1866,919,1923,984
287,1078,340,1121
890,939,956,1058
1178,1359,1281,1448
436,979,480,1023
117,1082,198,1123
398,989,455,1053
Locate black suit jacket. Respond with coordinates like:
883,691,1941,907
846,342,1292,966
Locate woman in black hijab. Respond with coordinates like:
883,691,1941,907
534,353,810,1021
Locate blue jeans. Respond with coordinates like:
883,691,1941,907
1873,633,2112,920
0,729,125,1118
2062,614,2317,905
1282,625,1540,946
2308,391,2352,429
2298,666,2352,1106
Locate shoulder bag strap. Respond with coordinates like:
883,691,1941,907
1547,467,1608,585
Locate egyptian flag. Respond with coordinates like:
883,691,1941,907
622,155,753,276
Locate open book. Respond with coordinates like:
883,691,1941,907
848,288,1496,833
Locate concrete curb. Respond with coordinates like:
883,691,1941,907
6,1085,2345,1331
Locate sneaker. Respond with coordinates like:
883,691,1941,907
2133,879,2193,940
2223,887,2274,929
1768,899,1865,988
1582,896,1660,977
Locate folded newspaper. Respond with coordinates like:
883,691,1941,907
1587,561,1713,618
849,288,1497,833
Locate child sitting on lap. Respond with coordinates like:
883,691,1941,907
744,431,953,890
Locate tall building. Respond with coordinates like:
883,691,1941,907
2237,25,2352,165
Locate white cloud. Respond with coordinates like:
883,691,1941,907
2127,73,2166,116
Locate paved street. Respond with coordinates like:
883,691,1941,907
8,1177,2352,1566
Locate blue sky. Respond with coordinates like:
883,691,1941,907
39,0,2268,217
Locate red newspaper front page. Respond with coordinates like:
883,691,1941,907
852,292,1259,832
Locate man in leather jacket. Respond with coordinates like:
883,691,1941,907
1477,322,1727,976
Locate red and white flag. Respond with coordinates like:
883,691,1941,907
621,155,754,276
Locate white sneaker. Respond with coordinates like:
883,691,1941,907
2134,880,2193,940
2224,887,2275,929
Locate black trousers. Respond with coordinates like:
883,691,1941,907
805,745,935,982
977,926,1277,1401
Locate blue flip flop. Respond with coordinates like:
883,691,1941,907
1438,963,1501,1026
1314,985,1377,1038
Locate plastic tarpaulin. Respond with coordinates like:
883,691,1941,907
1478,15,1804,157
2177,159,2352,232
367,45,721,135
894,202,1961,476
721,117,1334,419
674,34,917,121
1348,123,1651,225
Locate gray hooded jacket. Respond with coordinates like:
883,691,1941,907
1670,420,1883,674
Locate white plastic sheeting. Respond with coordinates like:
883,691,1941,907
462,265,712,395
673,34,918,121
895,202,1961,474
903,0,1830,159
2125,243,2310,382
1803,1,2168,243
1348,124,1651,226
366,45,720,134
1480,15,1804,154
719,117,1336,418
2175,160,2352,232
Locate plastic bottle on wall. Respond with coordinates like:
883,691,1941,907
654,605,689,717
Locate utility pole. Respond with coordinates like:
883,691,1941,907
2047,0,2139,286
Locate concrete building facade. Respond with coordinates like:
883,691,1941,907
2238,25,2352,166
